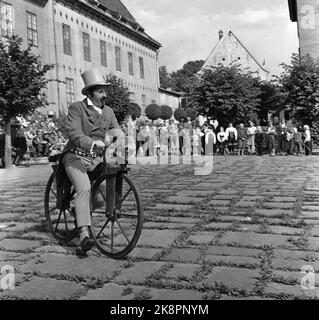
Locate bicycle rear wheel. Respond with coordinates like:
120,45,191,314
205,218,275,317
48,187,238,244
90,174,143,259
44,171,78,243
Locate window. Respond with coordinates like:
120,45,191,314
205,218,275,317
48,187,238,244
130,92,135,101
141,94,146,108
0,2,13,37
83,32,90,61
139,57,144,79
128,52,134,75
115,46,121,71
65,78,74,105
151,99,156,104
100,40,107,66
26,12,37,46
62,24,71,55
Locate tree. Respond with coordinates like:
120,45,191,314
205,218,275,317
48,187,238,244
160,105,173,120
170,60,204,93
159,66,171,89
190,65,261,126
185,107,197,120
103,74,133,123
173,108,186,121
278,54,319,133
127,102,141,120
0,35,53,168
145,103,161,120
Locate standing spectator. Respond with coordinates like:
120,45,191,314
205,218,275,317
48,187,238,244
217,127,228,155
168,119,179,155
237,123,247,156
208,115,219,131
205,125,216,156
192,122,202,156
159,122,169,156
182,123,192,156
144,120,153,156
286,129,294,155
293,127,302,156
278,123,289,156
56,130,67,152
267,123,276,156
255,126,264,156
178,123,184,155
0,128,5,168
136,124,145,156
42,132,51,157
226,123,237,155
247,121,257,155
12,130,27,165
304,125,312,156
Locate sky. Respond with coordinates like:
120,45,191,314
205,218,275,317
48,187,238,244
121,0,299,77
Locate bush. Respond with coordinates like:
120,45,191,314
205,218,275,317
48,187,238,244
174,108,186,121
160,105,173,120
128,102,141,120
145,104,161,120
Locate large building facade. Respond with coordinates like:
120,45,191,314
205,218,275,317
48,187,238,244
288,0,319,60
0,0,161,116
201,30,269,81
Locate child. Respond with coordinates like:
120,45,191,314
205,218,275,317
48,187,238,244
217,127,227,155
267,124,276,156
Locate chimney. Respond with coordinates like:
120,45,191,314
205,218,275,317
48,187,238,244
218,30,223,40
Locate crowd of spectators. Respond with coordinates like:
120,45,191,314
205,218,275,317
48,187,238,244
0,111,315,168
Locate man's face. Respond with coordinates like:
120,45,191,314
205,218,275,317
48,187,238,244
90,86,107,107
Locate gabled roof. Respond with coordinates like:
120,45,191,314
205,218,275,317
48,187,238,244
98,0,136,24
201,30,269,74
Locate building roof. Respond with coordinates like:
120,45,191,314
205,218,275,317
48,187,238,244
159,87,185,97
201,30,269,74
98,0,136,24
288,0,297,22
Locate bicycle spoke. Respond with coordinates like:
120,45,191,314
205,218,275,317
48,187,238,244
115,219,130,244
50,188,57,198
63,211,68,230
111,221,114,252
48,206,57,214
120,188,132,205
98,186,107,202
54,210,63,232
96,217,111,239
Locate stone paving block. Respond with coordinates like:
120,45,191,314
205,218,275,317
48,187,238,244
153,204,193,212
176,190,215,197
205,222,233,230
269,226,303,236
301,206,319,212
34,245,71,254
219,231,296,248
270,197,296,203
156,217,200,224
188,232,219,245
205,255,259,267
263,202,295,210
200,267,259,292
234,201,257,208
114,261,166,283
149,288,203,300
166,196,205,204
0,222,37,233
208,200,231,207
136,229,179,248
305,237,319,251
254,209,295,217
300,211,319,219
206,246,261,258
272,270,319,287
164,248,202,263
0,239,41,251
165,263,201,279
214,195,237,200
271,258,319,272
0,277,84,300
126,247,162,259
21,253,125,280
79,283,145,300
264,282,319,299
272,249,315,260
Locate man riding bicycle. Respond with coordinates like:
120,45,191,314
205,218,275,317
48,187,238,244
59,68,122,253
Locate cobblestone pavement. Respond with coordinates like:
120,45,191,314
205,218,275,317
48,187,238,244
1,155,319,300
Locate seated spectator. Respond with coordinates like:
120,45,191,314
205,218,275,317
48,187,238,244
12,130,27,165
32,130,45,157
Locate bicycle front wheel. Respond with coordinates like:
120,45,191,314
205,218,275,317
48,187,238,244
90,174,143,259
